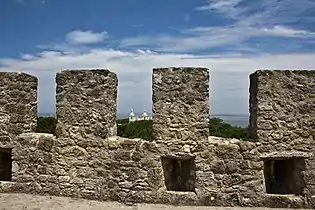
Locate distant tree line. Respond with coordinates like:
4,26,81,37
117,118,249,140
37,116,249,140
36,116,57,134
208,117,249,139
117,119,153,140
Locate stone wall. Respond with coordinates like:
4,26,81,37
1,68,315,209
0,72,37,149
55,69,118,139
249,70,315,147
152,67,209,147
249,70,315,200
53,136,163,202
11,133,57,194
5,133,163,202
249,71,315,156
3,134,257,204
3,133,311,208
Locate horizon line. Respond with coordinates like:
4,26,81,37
38,112,250,117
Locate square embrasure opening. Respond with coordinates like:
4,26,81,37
0,148,12,181
161,156,196,192
263,158,305,195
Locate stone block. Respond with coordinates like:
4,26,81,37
249,70,315,148
55,69,118,139
0,72,37,148
152,67,209,145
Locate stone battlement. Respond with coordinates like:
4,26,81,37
0,68,314,208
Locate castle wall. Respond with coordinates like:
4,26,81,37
52,136,163,201
152,67,209,147
55,69,118,139
6,133,163,202
1,69,315,209
249,70,315,147
249,70,315,198
0,72,37,149
5,133,264,206
6,133,310,208
11,133,58,194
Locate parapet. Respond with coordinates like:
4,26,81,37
55,69,118,139
152,67,210,146
249,70,315,148
1,68,315,209
0,72,37,148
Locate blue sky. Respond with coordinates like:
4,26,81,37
1,0,315,116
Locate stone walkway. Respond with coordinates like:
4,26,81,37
0,193,310,210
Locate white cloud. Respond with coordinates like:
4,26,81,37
21,54,36,60
195,0,246,19
120,24,315,53
4,0,315,120
14,0,48,4
196,0,243,11
1,45,315,115
120,0,315,53
261,26,315,37
66,30,108,45
197,0,315,25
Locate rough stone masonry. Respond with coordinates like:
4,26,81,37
152,67,210,148
0,68,314,209
0,72,37,149
249,70,315,147
249,70,315,197
55,69,118,139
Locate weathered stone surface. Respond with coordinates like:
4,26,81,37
249,70,315,146
8,133,271,207
248,69,315,203
12,133,56,186
152,67,209,149
55,69,117,139
0,72,37,148
193,137,264,199
1,68,315,209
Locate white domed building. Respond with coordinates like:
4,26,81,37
128,109,151,122
128,109,136,122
